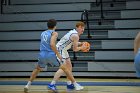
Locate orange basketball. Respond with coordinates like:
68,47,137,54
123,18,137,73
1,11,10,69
81,42,90,52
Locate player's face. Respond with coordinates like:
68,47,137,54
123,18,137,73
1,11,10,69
77,26,85,35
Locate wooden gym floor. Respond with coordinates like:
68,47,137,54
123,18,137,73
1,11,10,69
0,78,140,93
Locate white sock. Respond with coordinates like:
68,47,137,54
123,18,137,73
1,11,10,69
26,81,32,88
73,82,78,86
51,80,56,85
67,81,72,85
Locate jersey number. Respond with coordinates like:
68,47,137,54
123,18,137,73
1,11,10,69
43,34,49,44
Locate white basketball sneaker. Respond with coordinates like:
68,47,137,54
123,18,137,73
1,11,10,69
74,83,84,90
24,85,29,93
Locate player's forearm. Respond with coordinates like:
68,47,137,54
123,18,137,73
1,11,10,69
78,42,82,46
51,44,60,56
73,46,82,52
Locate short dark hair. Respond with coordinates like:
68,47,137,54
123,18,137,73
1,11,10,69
47,19,57,29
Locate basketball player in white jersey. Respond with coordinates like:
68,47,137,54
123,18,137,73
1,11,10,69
48,21,88,91
24,19,85,92
134,32,140,78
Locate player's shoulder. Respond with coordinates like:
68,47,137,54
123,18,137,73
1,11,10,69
71,33,78,37
71,33,79,41
52,31,58,36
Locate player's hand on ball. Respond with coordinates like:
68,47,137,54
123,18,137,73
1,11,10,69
80,42,90,52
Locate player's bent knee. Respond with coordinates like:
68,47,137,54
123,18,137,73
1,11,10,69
36,66,43,71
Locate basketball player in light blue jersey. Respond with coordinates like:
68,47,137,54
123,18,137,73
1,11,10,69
134,32,140,78
48,21,88,91
24,19,84,92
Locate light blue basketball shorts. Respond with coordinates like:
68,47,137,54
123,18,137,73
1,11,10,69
37,52,61,68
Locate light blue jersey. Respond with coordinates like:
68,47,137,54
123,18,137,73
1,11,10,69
134,48,140,78
37,30,60,68
40,30,54,52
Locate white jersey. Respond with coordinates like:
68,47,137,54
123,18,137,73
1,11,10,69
56,29,78,51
